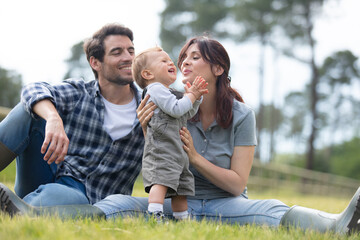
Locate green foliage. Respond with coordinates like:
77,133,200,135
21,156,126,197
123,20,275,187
319,50,360,87
275,151,331,176
275,137,360,180
274,152,306,167
283,91,308,138
318,51,360,136
283,50,360,167
0,66,23,108
283,84,327,138
328,137,360,180
276,0,326,47
160,0,230,59
275,0,327,171
259,103,284,132
63,41,93,81
230,0,281,43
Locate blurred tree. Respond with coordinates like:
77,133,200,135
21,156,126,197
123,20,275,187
63,41,93,81
229,0,285,160
0,66,23,108
318,50,360,143
283,50,360,170
160,0,230,60
259,103,284,161
283,91,308,141
283,84,327,148
159,0,357,168
275,0,328,170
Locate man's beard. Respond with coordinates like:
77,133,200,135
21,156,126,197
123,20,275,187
102,62,133,86
106,75,133,86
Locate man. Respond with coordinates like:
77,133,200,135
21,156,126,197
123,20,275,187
0,23,144,211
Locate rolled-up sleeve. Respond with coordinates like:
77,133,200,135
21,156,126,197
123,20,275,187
21,79,83,119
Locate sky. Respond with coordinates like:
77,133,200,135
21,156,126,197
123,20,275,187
0,0,359,109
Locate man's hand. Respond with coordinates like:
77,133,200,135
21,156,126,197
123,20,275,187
33,99,69,164
42,114,69,164
136,94,157,136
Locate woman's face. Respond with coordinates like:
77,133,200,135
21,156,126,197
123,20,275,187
180,43,215,85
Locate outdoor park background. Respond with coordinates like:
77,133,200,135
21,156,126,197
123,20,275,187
1,0,359,181
0,1,360,239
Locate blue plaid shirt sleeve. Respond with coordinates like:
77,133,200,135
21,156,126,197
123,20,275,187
21,78,85,119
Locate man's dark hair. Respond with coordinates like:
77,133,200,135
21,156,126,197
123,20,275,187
83,23,134,79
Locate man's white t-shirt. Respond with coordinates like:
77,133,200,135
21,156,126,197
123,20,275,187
101,95,137,141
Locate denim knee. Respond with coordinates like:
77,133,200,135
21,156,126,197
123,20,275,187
94,195,149,219
0,103,33,153
23,183,89,206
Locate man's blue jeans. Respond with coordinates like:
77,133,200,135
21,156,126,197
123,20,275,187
0,103,89,206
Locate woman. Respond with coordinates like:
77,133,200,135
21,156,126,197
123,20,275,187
1,36,359,234
133,36,360,232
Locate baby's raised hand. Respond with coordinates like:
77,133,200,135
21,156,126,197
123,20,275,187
185,76,208,99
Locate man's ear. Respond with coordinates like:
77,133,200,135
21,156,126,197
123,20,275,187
213,65,224,77
141,69,154,80
89,56,101,72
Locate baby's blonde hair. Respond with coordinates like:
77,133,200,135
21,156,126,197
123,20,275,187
132,46,163,89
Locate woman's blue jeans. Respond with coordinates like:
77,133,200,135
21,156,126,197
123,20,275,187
1,103,290,225
0,103,89,206
95,192,289,227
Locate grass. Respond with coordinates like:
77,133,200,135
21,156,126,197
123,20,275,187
0,162,359,240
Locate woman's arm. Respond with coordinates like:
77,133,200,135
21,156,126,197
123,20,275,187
180,127,254,196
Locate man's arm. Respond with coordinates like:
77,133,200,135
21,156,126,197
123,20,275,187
33,99,69,165
20,79,87,164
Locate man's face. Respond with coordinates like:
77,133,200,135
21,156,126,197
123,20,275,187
98,35,135,85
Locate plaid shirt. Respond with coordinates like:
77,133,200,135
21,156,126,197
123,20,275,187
21,78,144,204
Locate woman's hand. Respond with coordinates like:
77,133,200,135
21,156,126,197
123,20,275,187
136,94,157,136
180,127,254,197
180,127,199,163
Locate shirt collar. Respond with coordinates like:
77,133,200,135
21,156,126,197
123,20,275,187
190,119,218,133
92,80,141,106
93,80,101,98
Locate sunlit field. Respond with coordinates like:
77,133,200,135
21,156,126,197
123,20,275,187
1,162,359,240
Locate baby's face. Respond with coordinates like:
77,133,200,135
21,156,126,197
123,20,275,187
148,50,177,88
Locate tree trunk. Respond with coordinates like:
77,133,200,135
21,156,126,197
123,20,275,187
269,50,280,162
255,35,266,161
305,4,319,170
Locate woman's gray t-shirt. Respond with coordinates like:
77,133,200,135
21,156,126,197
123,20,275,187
188,99,257,199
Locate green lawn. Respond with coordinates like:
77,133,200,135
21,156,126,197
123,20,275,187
0,162,359,240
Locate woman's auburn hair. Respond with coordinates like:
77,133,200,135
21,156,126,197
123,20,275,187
178,36,244,129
